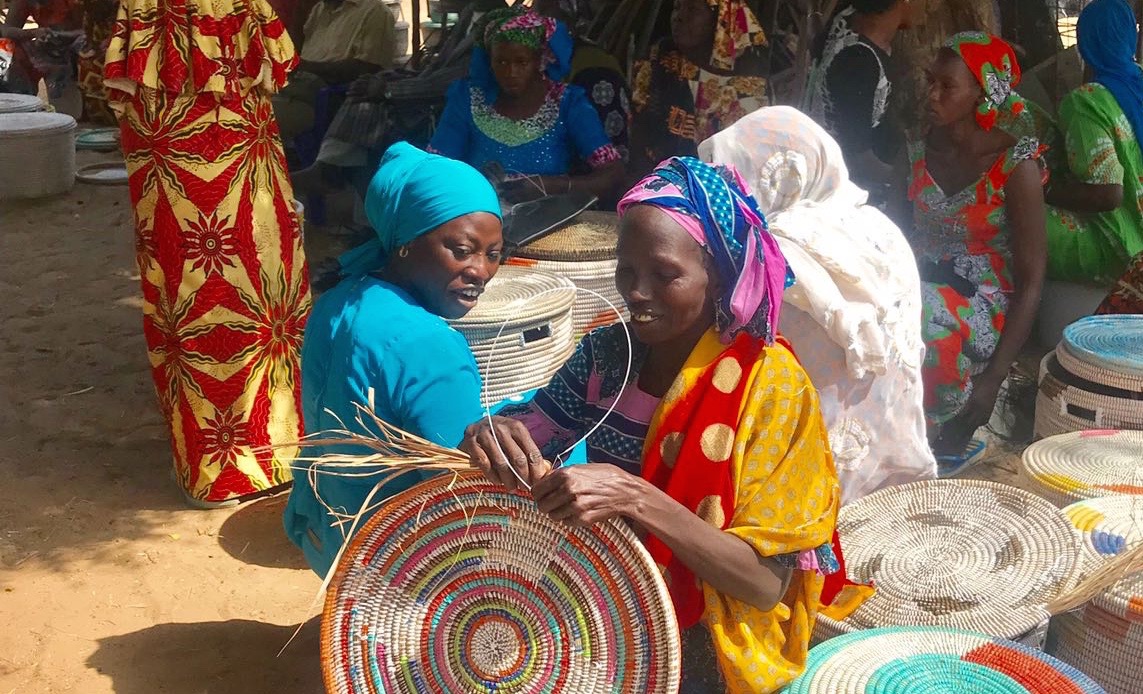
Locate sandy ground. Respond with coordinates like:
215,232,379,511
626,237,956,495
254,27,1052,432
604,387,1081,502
0,149,1029,694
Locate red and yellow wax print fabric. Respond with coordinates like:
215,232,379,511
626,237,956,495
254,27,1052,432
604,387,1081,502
105,0,311,504
642,329,842,693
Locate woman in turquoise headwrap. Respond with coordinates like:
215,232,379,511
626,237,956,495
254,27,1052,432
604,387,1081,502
284,142,503,576
1044,0,1143,287
427,6,622,202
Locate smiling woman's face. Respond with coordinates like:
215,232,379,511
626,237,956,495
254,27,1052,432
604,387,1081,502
393,212,504,320
615,205,716,346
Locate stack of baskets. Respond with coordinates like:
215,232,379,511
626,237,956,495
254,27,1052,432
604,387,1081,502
815,479,1081,649
1020,429,1143,507
508,211,626,338
0,93,45,114
1035,315,1143,438
1051,496,1143,694
450,265,576,408
0,112,77,200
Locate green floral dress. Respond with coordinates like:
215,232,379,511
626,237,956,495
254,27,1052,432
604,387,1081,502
1046,83,1143,285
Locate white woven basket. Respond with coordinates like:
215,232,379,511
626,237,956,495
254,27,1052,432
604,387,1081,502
1035,353,1143,439
450,266,576,407
0,112,76,200
1020,430,1143,507
0,93,46,114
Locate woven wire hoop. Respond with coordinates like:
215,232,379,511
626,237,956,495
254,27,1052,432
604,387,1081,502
829,479,1081,641
788,626,1105,693
1020,430,1143,507
321,471,682,694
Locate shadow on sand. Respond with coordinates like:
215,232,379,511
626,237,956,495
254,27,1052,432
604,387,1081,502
217,494,309,571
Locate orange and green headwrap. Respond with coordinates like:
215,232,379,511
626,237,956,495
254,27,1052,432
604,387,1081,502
945,31,1027,132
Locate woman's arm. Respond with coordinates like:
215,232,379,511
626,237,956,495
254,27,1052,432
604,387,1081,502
1046,180,1124,213
532,160,624,199
1048,87,1128,214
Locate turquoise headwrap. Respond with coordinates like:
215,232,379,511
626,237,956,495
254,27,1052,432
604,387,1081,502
339,142,503,276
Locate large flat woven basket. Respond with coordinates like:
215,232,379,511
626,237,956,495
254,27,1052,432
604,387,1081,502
321,471,681,694
449,266,577,407
0,112,76,200
1050,496,1143,694
789,626,1105,693
816,479,1081,645
507,212,626,337
1020,430,1143,507
1035,316,1143,439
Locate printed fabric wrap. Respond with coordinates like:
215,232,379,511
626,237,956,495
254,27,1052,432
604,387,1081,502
706,0,768,72
641,329,843,693
1077,0,1143,145
945,31,1028,133
468,6,573,99
618,156,794,344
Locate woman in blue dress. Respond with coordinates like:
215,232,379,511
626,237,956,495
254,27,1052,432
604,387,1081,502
428,6,623,203
284,142,503,576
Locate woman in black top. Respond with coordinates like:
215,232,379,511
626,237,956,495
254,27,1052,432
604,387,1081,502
806,0,914,203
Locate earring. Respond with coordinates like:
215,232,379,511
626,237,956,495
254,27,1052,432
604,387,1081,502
398,246,409,258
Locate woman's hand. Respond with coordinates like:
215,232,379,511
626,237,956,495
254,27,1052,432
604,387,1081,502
347,74,386,102
460,416,550,490
934,372,1003,454
532,464,639,526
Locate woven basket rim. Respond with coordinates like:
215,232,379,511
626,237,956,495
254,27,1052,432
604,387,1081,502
513,211,619,262
450,266,575,331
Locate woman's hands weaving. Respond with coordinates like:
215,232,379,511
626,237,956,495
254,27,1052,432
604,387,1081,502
461,416,551,491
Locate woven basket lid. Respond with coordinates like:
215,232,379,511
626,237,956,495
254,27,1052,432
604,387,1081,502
1062,315,1143,377
513,211,619,262
0,93,45,114
450,265,576,333
1062,496,1143,617
836,479,1081,640
0,112,77,138
786,626,1105,693
1023,430,1143,504
321,471,681,693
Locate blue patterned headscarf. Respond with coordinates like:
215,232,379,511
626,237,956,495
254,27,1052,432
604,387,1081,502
339,142,502,276
1078,0,1143,143
617,157,794,344
468,7,573,99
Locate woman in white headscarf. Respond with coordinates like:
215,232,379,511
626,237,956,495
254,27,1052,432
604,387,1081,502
699,105,935,503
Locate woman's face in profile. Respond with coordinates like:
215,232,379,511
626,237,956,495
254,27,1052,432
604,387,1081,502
490,42,543,98
399,213,504,320
615,205,716,346
925,49,982,128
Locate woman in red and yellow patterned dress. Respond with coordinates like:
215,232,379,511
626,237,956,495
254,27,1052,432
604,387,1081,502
104,0,311,507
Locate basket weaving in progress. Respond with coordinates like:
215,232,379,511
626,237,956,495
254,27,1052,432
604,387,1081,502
508,212,627,337
0,112,76,200
321,471,681,694
788,626,1106,693
1051,496,1143,694
1035,316,1143,438
449,266,577,408
1020,430,1143,507
817,479,1081,643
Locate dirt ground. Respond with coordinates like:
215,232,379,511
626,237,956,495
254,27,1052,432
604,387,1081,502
0,148,1029,694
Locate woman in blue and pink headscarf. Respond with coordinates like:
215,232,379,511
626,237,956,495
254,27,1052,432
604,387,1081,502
463,157,863,693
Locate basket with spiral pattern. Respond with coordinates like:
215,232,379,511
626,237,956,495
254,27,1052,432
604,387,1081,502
507,212,626,338
321,471,681,694
1050,496,1143,694
1035,316,1143,438
814,479,1080,645
1020,430,1143,507
789,626,1105,693
450,265,577,407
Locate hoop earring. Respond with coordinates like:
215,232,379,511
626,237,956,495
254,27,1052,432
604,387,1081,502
398,246,409,258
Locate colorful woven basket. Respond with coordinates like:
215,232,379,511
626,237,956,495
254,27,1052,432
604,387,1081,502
450,266,577,407
1051,496,1143,694
507,212,626,338
321,471,681,694
1020,430,1143,507
1035,316,1143,438
818,479,1081,643
788,626,1106,693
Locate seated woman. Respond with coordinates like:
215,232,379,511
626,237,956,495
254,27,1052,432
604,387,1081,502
700,106,935,504
909,33,1047,467
428,6,622,202
283,142,503,577
463,157,854,692
627,0,771,181
805,0,913,203
1,0,82,96
1044,0,1143,287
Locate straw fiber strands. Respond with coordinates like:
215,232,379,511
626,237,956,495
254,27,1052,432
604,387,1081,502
1021,430,1143,507
788,626,1105,693
814,479,1081,646
1051,496,1143,694
449,266,577,408
1035,316,1143,438
507,211,627,337
321,471,681,694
